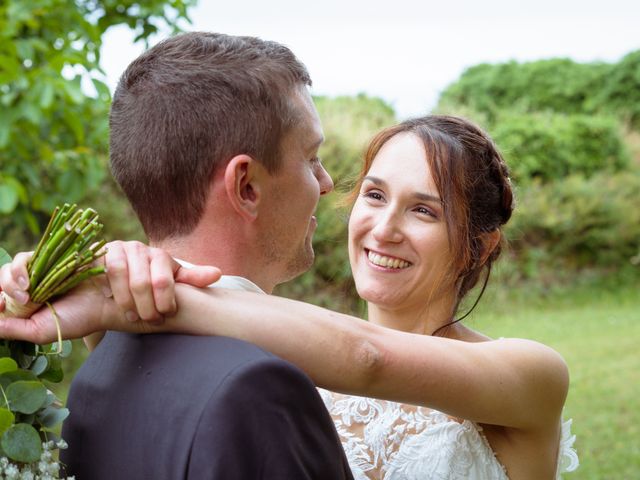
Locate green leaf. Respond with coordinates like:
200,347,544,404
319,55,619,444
40,81,55,109
1,423,42,463
0,184,19,214
6,380,47,414
29,355,48,376
0,370,37,391
0,358,18,375
39,355,63,383
92,78,112,100
0,249,11,268
37,405,69,429
52,340,73,358
0,408,15,436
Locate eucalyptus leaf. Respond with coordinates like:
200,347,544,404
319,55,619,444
42,391,57,408
0,408,15,435
1,423,42,463
0,370,37,390
37,405,69,429
6,380,47,414
39,355,63,383
52,340,73,358
0,357,18,375
29,355,48,376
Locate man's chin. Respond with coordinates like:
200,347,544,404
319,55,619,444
283,248,315,282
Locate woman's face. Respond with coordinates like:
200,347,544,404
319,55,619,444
348,132,456,310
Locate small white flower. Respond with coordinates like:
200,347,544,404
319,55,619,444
5,463,19,479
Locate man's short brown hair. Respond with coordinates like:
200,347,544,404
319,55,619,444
109,32,311,240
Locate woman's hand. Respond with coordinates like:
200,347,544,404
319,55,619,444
0,241,221,343
102,241,221,323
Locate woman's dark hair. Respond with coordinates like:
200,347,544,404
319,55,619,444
110,32,311,241
351,115,514,334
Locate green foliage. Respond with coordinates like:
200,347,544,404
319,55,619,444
592,50,640,129
0,335,72,464
492,111,629,183
438,51,640,131
1,423,42,463
0,0,194,248
505,170,640,279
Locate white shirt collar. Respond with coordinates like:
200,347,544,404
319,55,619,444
175,258,265,294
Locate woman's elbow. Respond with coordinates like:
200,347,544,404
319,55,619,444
349,336,387,393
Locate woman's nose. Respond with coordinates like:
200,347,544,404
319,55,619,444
371,211,404,243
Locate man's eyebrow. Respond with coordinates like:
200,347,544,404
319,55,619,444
307,136,324,154
363,175,442,204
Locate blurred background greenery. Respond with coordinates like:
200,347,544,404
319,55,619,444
0,1,638,478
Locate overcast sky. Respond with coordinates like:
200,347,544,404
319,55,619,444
100,0,640,119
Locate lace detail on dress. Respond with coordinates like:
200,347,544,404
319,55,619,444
320,389,579,480
319,389,509,480
556,418,579,477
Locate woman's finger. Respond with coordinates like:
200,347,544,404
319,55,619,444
148,248,177,316
123,241,161,322
104,241,138,320
0,252,33,305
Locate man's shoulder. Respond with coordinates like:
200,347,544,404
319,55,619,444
78,331,281,377
72,331,307,394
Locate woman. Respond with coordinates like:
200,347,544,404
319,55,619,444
1,116,578,479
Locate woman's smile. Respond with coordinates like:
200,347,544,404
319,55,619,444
365,249,412,270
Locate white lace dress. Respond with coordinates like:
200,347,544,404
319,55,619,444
319,390,579,480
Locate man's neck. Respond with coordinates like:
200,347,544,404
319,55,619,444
152,234,277,294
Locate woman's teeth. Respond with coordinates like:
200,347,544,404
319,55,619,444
367,251,410,269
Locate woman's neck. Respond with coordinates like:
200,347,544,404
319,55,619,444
366,293,458,336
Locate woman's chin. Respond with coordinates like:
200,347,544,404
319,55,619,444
356,285,406,309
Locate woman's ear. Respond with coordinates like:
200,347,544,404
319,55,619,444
479,229,501,265
223,155,264,222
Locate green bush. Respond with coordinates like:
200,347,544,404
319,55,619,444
438,52,640,131
592,50,640,129
505,170,640,280
438,58,610,120
492,112,630,183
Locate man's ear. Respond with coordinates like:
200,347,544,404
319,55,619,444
479,229,501,265
223,155,264,222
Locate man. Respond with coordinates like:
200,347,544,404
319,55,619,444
0,32,352,479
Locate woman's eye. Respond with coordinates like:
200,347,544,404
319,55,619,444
415,206,435,217
363,191,383,201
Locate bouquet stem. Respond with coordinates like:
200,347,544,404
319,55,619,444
0,203,106,320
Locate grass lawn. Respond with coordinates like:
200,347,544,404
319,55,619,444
468,281,640,479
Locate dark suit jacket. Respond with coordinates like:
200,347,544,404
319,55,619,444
61,332,353,479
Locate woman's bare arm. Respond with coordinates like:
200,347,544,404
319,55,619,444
158,284,569,431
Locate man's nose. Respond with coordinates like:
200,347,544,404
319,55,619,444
318,164,334,196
